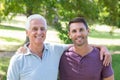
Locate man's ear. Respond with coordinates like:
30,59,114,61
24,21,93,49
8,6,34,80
68,32,72,39
87,29,90,35
26,30,29,36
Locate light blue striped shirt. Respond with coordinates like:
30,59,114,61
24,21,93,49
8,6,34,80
7,43,68,80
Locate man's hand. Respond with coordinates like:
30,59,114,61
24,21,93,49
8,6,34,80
100,46,112,66
17,46,27,54
91,44,112,66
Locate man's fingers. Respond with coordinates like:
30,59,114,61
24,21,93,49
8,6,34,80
17,47,27,54
103,55,107,66
99,46,112,66
100,46,106,61
103,53,111,66
100,51,104,60
17,47,23,53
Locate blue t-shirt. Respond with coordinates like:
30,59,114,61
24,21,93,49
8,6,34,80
7,43,68,80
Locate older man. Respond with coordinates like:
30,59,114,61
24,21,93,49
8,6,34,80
7,14,111,80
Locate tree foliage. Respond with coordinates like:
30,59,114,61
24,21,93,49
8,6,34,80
1,0,120,43
98,0,120,28
53,0,100,43
0,0,5,22
54,0,120,43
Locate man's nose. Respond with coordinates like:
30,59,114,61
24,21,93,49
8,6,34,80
76,31,81,36
37,29,42,34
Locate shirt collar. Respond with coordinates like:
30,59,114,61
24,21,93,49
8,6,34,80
23,42,48,55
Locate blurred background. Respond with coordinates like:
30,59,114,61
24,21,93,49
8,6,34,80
0,0,120,80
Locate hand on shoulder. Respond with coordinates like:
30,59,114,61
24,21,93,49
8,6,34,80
17,46,27,54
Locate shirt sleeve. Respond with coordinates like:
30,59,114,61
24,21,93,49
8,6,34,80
101,63,114,78
52,43,69,56
7,55,20,80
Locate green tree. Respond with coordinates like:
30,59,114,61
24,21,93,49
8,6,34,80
54,0,120,43
53,0,99,43
98,0,120,34
3,0,59,24
99,0,120,27
1,0,120,43
0,0,5,22
3,0,58,43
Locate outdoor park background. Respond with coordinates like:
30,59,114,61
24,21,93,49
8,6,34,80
0,0,120,80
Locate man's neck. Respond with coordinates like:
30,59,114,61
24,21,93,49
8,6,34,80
28,43,44,58
73,44,93,57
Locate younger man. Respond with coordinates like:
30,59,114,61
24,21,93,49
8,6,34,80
59,17,114,80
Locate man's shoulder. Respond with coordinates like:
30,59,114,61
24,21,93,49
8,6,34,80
10,52,27,63
92,47,100,54
44,42,67,48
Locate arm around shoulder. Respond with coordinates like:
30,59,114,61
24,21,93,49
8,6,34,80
90,44,112,66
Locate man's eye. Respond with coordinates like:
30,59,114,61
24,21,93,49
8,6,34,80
41,27,45,31
32,28,38,31
79,28,84,32
72,30,76,33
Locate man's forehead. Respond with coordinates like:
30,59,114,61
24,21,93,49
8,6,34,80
70,23,85,28
31,19,44,23
30,19,46,26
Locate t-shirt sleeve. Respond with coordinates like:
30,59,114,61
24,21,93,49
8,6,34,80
53,43,69,56
101,63,114,78
7,55,20,80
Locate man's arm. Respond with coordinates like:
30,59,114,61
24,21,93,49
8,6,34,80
7,55,20,80
90,44,111,66
103,75,114,80
18,44,111,66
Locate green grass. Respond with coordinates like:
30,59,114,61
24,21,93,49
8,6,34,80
0,36,23,42
112,54,120,80
0,25,25,51
107,45,120,52
0,58,10,80
89,29,120,39
0,25,25,31
0,45,22,52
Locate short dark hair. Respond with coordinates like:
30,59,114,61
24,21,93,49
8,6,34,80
68,17,88,31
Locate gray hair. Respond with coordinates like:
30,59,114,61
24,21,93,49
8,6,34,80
25,14,47,30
